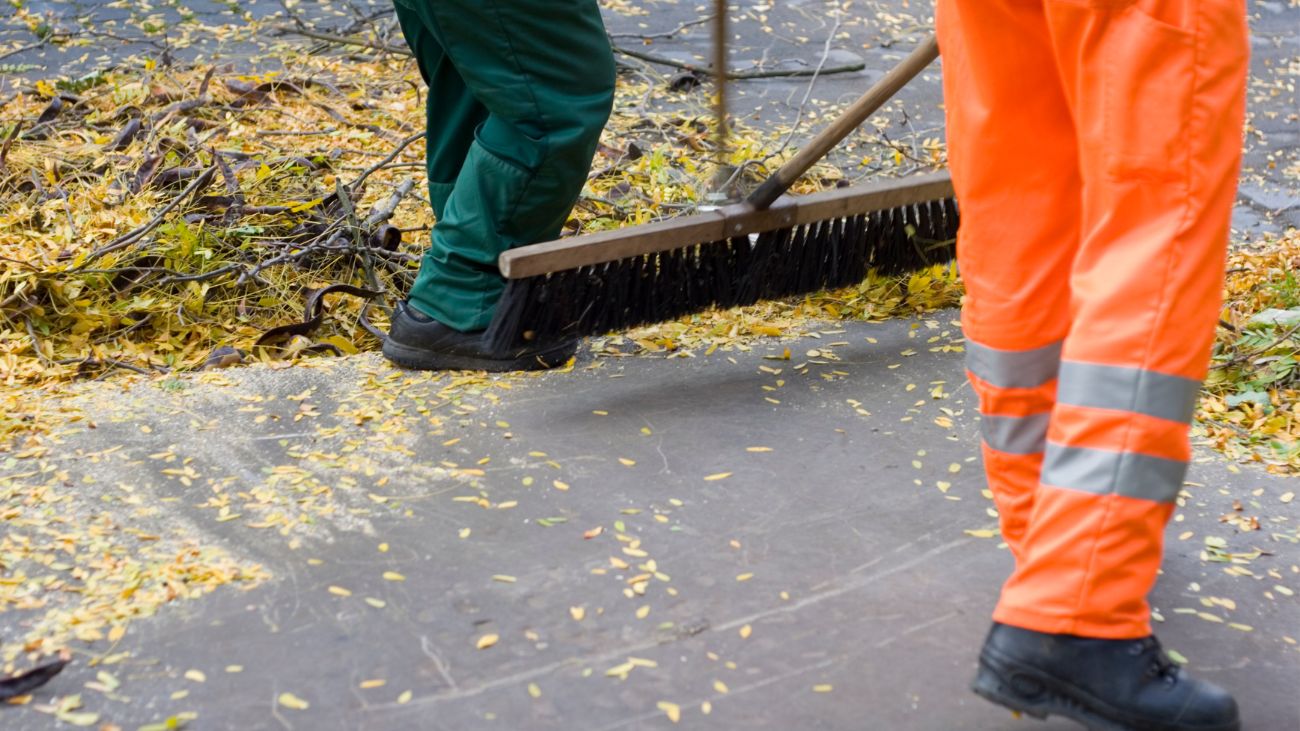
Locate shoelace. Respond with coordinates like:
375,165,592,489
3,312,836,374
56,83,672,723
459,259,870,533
1135,636,1180,682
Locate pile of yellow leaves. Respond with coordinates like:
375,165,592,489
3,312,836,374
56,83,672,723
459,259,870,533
1201,229,1300,473
0,47,948,448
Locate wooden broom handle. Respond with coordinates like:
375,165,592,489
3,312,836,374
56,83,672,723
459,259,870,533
746,34,940,211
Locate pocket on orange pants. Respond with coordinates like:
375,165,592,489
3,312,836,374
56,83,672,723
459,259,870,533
1103,5,1196,179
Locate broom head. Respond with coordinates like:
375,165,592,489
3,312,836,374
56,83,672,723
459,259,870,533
484,171,958,354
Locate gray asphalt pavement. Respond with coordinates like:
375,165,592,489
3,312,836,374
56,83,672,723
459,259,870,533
2,317,1299,730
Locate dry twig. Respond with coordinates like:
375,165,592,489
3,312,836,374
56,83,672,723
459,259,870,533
75,164,218,269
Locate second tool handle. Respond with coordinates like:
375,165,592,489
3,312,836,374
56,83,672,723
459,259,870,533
746,34,940,211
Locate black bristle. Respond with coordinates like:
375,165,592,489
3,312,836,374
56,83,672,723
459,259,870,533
738,228,777,305
919,199,942,244
828,214,853,289
483,196,961,354
889,206,918,275
844,213,869,285
797,220,822,294
811,218,836,292
875,208,901,276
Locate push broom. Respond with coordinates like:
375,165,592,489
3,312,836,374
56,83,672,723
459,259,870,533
483,32,955,354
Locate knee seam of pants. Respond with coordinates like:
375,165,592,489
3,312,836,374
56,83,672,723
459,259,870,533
480,141,545,238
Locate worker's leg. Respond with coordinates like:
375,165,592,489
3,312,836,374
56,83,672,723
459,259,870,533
395,0,616,332
994,0,1249,639
936,0,1081,562
391,1,488,220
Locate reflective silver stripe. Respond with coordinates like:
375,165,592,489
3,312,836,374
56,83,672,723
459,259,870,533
1056,361,1201,424
965,340,1063,389
1042,444,1188,504
981,413,1050,455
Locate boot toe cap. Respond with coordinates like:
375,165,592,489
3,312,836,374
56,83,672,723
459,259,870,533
1172,676,1239,730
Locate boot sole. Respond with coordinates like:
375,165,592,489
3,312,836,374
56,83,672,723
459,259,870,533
971,653,1241,731
381,338,576,373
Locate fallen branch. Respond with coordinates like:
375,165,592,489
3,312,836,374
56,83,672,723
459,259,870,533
258,127,338,137
237,175,418,286
156,263,245,286
364,178,416,229
348,131,425,193
1212,321,1300,371
612,45,865,80
24,317,53,366
74,164,218,269
0,40,47,62
271,25,412,56
255,283,383,348
608,16,713,41
58,356,158,376
311,101,402,141
1200,416,1252,438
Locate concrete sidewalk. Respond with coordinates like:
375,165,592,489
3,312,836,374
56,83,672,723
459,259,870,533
3,315,1297,730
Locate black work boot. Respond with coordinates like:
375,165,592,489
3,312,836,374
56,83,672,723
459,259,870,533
972,623,1240,731
382,301,577,372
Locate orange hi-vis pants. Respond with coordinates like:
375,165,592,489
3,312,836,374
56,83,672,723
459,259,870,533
936,0,1249,639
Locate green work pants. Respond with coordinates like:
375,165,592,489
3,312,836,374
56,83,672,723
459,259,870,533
392,0,616,331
